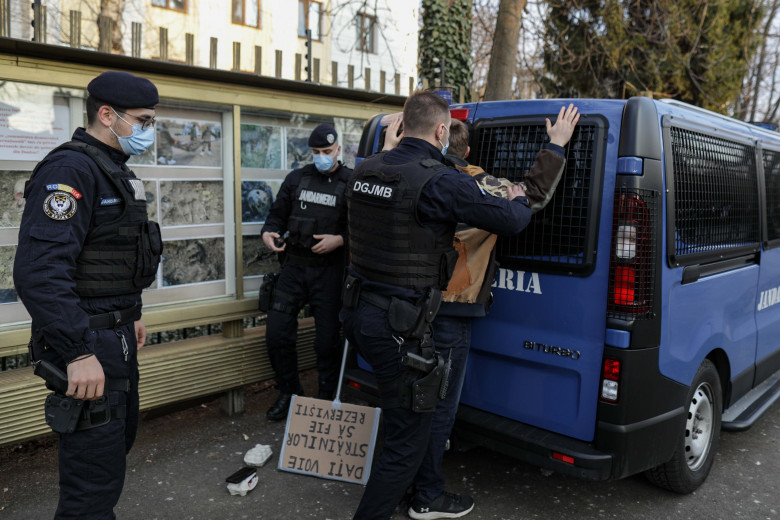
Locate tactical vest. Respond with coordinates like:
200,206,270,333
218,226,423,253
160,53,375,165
347,153,457,291
31,141,162,297
286,166,346,252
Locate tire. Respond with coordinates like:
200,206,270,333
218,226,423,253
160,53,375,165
645,359,722,494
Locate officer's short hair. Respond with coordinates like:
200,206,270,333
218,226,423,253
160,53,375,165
448,119,469,159
403,91,450,136
85,95,118,126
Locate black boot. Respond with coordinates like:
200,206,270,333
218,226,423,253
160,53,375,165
266,393,294,421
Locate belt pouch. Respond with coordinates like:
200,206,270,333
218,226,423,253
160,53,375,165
342,275,361,309
258,272,279,312
387,297,423,338
44,393,84,434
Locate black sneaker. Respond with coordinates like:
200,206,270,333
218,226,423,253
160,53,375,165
408,492,474,519
266,393,293,421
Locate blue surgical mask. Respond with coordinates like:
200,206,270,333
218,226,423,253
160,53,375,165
438,126,450,156
313,153,335,172
110,108,155,155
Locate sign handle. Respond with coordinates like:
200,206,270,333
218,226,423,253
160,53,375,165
332,338,350,409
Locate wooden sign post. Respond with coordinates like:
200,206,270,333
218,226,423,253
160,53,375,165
278,395,381,485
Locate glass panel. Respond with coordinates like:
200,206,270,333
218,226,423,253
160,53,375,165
152,0,166,6
246,0,259,27
0,83,73,162
309,2,321,39
162,238,225,286
0,245,18,304
241,180,275,223
298,1,307,36
286,127,313,169
152,119,222,167
233,0,243,24
241,124,282,169
171,0,185,10
0,171,31,228
159,180,224,226
243,235,280,276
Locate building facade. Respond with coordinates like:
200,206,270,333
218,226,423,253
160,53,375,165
0,0,419,92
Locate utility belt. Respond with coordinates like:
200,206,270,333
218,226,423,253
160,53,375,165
88,305,140,330
44,389,128,434
285,249,342,267
343,275,449,412
343,275,442,341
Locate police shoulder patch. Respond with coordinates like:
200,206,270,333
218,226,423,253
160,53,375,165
43,191,77,220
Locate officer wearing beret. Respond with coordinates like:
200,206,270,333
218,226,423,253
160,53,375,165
261,123,351,420
341,91,534,520
14,70,162,519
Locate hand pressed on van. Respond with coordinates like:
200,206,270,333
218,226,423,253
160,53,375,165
547,104,580,147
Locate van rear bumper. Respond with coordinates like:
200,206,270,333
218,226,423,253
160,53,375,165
454,405,613,481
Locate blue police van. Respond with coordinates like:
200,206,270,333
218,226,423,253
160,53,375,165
342,96,780,493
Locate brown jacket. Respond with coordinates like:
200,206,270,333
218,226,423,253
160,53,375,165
441,149,565,305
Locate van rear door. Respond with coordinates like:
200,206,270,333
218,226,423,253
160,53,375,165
460,100,625,442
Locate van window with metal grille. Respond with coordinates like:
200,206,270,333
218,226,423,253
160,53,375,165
472,119,605,274
668,127,759,263
763,149,780,242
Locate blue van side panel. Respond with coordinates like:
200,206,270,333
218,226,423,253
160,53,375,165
662,266,760,385
756,249,780,376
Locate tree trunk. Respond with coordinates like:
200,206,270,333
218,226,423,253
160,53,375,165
482,0,526,101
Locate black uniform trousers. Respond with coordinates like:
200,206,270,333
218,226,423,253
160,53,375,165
340,300,434,520
265,260,343,394
54,321,140,520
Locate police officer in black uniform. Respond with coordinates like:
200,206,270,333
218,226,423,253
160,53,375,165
261,123,350,421
13,71,162,519
340,91,532,520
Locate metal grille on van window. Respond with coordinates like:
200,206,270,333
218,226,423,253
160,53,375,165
763,149,780,242
670,128,759,258
473,123,597,270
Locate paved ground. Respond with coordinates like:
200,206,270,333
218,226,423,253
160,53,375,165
1,369,779,520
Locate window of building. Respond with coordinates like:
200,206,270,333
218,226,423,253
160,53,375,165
298,0,322,40
358,13,376,53
232,0,260,28
152,0,186,12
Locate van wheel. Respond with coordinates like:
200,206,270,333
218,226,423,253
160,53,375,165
645,359,722,494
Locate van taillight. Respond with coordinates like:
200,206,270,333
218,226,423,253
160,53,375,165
608,191,654,317
601,358,621,402
449,108,470,121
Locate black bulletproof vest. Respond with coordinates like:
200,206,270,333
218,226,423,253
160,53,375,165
31,141,162,297
286,167,347,251
346,153,456,291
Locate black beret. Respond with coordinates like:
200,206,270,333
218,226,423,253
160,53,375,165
308,123,338,148
87,71,159,109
